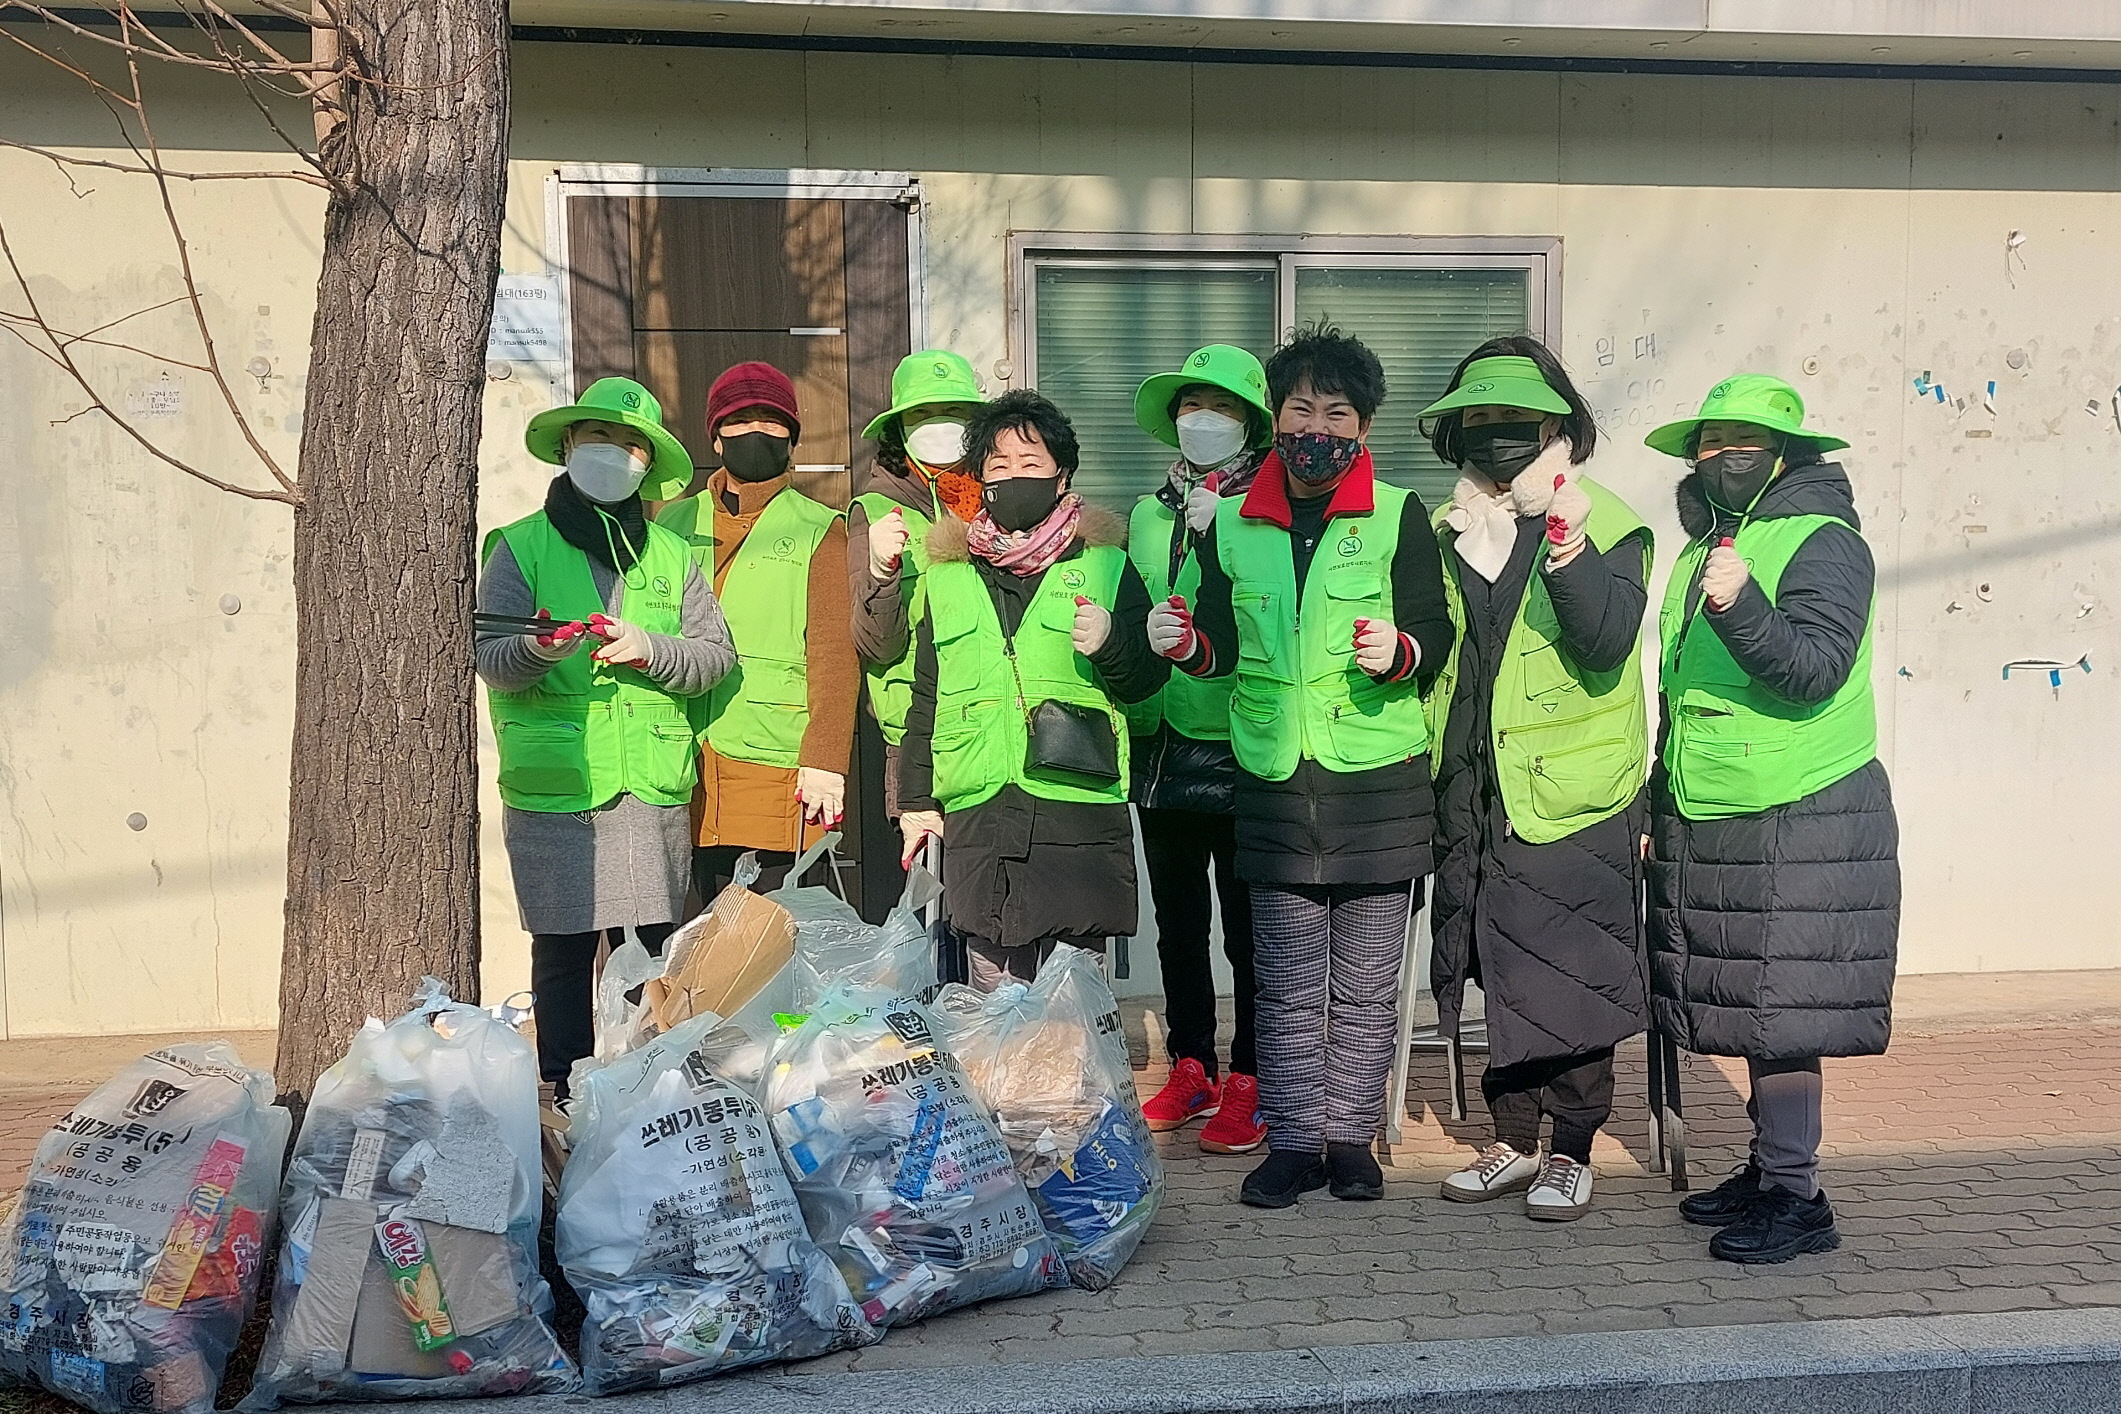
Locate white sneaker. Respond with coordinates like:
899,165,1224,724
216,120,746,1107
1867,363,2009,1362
1441,1142,1541,1203
1525,1153,1593,1222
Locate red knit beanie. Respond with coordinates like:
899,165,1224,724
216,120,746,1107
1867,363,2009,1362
706,361,802,440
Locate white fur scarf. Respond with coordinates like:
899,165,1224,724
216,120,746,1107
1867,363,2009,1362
1442,438,1578,583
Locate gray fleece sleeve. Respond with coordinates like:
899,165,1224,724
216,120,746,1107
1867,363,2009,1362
637,559,735,697
475,538,565,692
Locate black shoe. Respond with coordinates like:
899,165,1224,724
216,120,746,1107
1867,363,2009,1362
1709,1187,1840,1264
1240,1150,1328,1209
1680,1161,1765,1227
1326,1142,1384,1201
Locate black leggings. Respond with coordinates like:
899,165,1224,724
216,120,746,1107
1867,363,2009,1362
1481,1046,1616,1164
1139,807,1256,1077
531,921,675,1091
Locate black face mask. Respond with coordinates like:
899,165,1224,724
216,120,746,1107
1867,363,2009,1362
1698,446,1780,514
983,474,1063,533
721,431,792,483
1275,431,1363,487
1460,422,1546,483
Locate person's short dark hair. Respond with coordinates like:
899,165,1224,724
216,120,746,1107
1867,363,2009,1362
963,389,1080,478
1265,323,1387,422
1165,385,1271,449
1424,335,1597,467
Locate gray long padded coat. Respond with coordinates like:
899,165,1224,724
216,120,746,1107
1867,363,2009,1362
1647,458,1901,1061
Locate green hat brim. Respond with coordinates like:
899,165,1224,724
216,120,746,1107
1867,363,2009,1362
1644,416,1850,459
1133,370,1274,450
1417,375,1572,421
526,403,696,501
861,397,973,443
861,353,985,442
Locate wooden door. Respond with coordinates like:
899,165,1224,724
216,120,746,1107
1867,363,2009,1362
565,190,913,919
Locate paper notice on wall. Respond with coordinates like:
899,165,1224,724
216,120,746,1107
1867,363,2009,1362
488,274,567,368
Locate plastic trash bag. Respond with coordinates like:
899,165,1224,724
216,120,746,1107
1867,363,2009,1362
556,1011,872,1393
0,1044,288,1414
762,985,1059,1329
648,853,796,1039
776,836,940,1010
932,947,1162,1290
243,981,576,1406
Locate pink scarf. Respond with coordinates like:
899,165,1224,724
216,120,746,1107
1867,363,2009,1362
964,493,1086,576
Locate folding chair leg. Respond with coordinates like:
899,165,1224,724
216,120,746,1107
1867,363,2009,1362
1111,935,1129,981
1446,1036,1468,1124
1646,1029,1668,1175
1380,885,1423,1157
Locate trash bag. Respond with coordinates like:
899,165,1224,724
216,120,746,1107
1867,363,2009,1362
931,947,1162,1290
0,1043,289,1414
762,985,1059,1329
243,981,576,1406
556,1011,872,1393
776,836,940,1010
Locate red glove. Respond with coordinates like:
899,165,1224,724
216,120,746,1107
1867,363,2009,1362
1146,594,1197,659
525,609,588,662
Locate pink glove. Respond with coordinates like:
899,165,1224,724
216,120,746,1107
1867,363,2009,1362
524,609,589,663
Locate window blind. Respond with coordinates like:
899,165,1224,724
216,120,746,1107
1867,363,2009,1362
1031,264,1277,511
1293,266,1532,512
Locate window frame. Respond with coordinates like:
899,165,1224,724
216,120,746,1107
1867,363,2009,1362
1009,232,1563,391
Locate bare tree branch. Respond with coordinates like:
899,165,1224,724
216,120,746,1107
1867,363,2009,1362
0,309,215,371
0,216,298,505
3,2,341,74
0,136,335,189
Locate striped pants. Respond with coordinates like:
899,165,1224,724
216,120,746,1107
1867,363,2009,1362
1250,880,1416,1151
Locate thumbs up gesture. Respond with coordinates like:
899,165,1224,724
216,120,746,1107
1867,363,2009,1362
1545,473,1591,566
1147,595,1197,659
1071,595,1113,654
1702,537,1750,611
867,507,911,582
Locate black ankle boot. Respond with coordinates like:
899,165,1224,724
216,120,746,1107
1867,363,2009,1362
1326,1142,1384,1200
1709,1187,1840,1264
1239,1149,1327,1209
1680,1161,1764,1227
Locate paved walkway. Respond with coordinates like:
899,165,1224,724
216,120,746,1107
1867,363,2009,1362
2,976,2118,1382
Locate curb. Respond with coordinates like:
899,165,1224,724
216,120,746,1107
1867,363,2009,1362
433,1308,2121,1414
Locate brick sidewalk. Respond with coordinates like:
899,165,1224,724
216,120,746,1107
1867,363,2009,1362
5,1018,2118,1373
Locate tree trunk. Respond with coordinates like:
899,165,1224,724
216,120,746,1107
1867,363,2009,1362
275,0,509,1098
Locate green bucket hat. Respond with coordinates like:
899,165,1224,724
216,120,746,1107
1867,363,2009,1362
1133,344,1273,449
1645,374,1850,458
525,376,695,501
1417,355,1572,421
861,350,983,442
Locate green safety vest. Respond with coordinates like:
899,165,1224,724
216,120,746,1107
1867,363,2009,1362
1427,477,1653,846
655,487,843,770
483,511,699,813
1215,483,1430,781
853,487,937,745
1659,513,1878,821
923,545,1131,813
1125,494,1234,741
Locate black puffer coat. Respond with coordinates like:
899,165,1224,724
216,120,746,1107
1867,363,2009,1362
1648,459,1900,1060
1430,513,1652,1069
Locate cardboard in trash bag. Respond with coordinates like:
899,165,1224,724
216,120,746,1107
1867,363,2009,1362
762,985,1060,1329
648,874,796,1033
0,1043,289,1414
931,946,1162,1290
557,1011,873,1393
242,981,577,1406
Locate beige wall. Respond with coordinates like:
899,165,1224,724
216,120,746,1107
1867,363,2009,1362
1,37,2114,1035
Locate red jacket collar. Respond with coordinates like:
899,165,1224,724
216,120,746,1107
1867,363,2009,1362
1239,447,1378,529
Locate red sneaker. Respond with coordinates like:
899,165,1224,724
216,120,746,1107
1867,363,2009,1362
1140,1057,1220,1132
1199,1072,1267,1154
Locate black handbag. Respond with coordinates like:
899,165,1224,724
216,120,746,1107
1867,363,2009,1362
1024,698,1122,786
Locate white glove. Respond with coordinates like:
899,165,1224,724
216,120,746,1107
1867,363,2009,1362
524,610,589,662
1184,484,1221,535
1071,596,1112,655
587,614,651,669
1702,540,1751,612
796,768,845,827
1147,595,1197,659
899,808,944,866
1544,476,1592,565
1353,616,1403,676
867,507,910,582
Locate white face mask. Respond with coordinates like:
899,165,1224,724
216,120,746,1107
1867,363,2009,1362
904,418,968,469
1175,409,1248,469
566,440,648,504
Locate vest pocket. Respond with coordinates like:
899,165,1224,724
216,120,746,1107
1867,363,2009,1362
932,700,1002,806
1321,570,1384,659
1231,584,1284,667
495,716,590,801
729,657,807,755
1525,733,1637,825
1326,682,1418,770
1519,639,1581,701
1672,706,1791,814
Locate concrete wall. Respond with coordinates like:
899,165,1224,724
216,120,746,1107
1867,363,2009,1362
0,36,2113,1035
